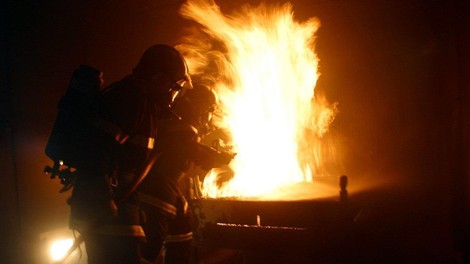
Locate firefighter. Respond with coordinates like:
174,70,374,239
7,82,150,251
66,44,192,264
138,84,234,264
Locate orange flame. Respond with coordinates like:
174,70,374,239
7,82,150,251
178,0,339,200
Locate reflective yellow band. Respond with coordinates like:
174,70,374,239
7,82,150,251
128,134,155,149
137,192,177,216
92,117,154,149
164,232,193,243
182,196,189,214
92,117,129,144
95,224,146,237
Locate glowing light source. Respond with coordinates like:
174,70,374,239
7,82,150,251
49,238,73,261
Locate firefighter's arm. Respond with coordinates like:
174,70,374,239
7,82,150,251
188,142,236,170
159,118,235,169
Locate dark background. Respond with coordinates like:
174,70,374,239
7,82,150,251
1,0,469,263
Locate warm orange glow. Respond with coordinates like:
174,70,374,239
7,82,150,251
179,0,339,199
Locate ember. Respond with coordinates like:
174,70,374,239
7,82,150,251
178,0,339,200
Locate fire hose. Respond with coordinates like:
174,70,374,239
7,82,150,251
53,150,162,264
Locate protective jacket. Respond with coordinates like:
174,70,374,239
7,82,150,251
137,117,232,262
67,74,167,263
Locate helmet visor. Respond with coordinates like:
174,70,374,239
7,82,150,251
170,76,192,91
169,78,192,107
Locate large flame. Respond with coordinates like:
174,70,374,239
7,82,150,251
178,0,339,200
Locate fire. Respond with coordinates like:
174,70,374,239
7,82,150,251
178,0,339,199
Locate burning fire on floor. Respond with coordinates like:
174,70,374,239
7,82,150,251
178,0,340,201
175,2,359,262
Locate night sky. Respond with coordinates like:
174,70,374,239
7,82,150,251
1,0,469,263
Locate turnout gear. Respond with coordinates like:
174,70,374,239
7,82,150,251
66,73,162,264
45,44,194,264
138,86,234,264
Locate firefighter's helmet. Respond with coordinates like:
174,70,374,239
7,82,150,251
133,44,192,89
174,84,219,134
185,84,218,114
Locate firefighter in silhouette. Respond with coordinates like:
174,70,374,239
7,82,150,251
65,44,193,264
138,84,234,264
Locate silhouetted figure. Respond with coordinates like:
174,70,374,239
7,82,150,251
65,44,192,264
138,85,234,264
